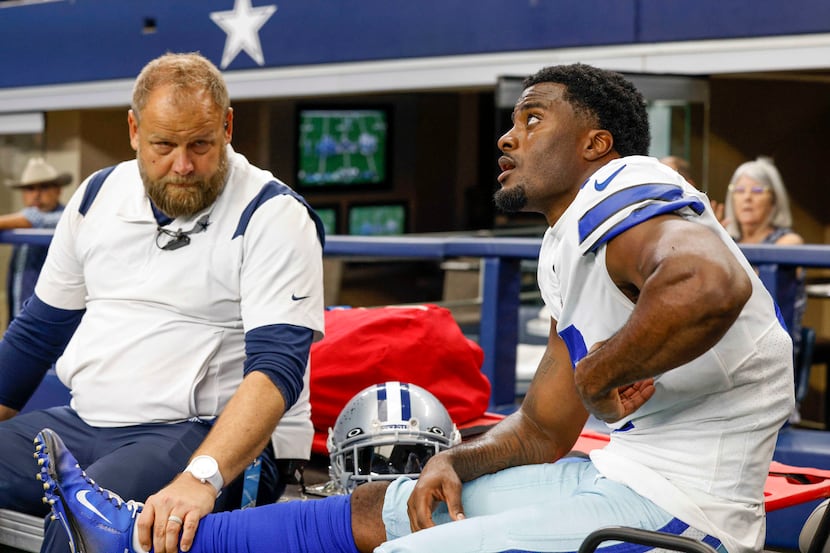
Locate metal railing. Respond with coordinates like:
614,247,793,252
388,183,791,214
3,229,829,411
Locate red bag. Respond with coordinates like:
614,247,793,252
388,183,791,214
309,304,490,441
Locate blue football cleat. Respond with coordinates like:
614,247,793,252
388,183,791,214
34,428,144,553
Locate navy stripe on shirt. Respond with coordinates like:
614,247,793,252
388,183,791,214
233,181,325,247
244,324,313,410
79,165,117,216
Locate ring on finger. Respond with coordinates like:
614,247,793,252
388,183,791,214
167,515,183,525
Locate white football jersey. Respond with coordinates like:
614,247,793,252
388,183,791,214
537,156,794,553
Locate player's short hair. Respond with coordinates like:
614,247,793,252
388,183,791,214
523,64,650,157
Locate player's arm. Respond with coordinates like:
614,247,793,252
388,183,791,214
452,327,587,475
574,214,752,422
407,324,588,530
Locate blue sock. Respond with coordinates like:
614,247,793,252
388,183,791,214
189,495,360,553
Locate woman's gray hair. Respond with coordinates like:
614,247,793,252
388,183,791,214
724,156,792,239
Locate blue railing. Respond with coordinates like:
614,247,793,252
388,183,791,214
3,230,829,411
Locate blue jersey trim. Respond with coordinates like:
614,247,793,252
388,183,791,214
243,323,313,410
614,421,635,432
497,518,722,553
585,198,706,254
578,184,705,252
773,301,788,332
233,181,325,246
559,324,587,367
78,165,117,216
0,294,84,410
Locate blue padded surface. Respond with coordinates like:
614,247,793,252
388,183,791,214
766,498,821,549
774,426,830,469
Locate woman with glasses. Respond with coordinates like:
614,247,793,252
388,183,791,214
725,156,806,420
724,156,802,247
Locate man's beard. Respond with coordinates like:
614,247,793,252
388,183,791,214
140,149,229,218
493,184,528,213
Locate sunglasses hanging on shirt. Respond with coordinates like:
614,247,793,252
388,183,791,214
155,213,211,251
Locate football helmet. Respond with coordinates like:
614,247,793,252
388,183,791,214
327,381,461,493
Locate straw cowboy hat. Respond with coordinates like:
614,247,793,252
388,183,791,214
7,157,72,189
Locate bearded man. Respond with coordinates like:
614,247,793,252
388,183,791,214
0,52,325,553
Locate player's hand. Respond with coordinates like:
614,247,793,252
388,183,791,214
574,341,655,423
406,451,465,532
584,379,655,423
136,473,217,553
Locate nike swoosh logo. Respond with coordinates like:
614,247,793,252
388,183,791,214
76,489,112,524
593,164,626,191
291,294,310,301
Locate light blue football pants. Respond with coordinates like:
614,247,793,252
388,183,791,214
377,459,726,553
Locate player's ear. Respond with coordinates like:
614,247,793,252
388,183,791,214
584,129,614,161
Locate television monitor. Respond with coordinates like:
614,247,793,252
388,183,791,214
312,205,339,236
347,202,407,236
296,106,391,191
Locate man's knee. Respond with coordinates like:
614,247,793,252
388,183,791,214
351,482,390,552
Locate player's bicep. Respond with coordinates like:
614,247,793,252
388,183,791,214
604,215,751,367
603,214,672,291
606,215,749,300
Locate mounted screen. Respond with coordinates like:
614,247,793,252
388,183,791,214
347,202,407,236
296,106,391,191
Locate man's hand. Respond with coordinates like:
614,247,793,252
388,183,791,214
406,452,465,532
136,473,218,553
580,379,655,423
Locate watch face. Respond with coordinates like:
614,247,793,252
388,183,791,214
192,456,218,478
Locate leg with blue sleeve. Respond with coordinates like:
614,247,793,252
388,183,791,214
33,427,386,553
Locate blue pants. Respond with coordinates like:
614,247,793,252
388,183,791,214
0,406,278,553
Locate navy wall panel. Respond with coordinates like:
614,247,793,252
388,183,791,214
0,0,828,89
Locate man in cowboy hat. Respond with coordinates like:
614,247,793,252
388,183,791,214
0,157,72,321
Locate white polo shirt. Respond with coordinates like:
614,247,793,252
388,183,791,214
35,147,324,457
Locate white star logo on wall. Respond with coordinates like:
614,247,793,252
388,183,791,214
210,0,277,69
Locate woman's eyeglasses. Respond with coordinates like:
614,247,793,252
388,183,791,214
729,184,769,195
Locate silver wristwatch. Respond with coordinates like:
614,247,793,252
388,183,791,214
184,455,224,495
